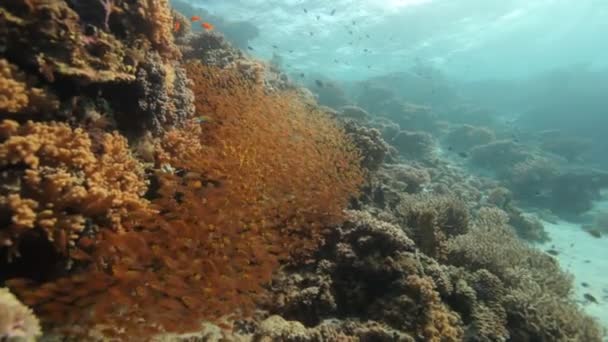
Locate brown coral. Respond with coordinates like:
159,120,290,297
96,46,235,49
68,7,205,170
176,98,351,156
0,0,136,83
446,207,604,341
396,194,470,260
404,275,463,342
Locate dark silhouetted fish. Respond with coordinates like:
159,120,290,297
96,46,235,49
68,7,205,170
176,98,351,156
300,73,305,78
315,80,324,87
584,293,599,304
303,8,308,13
458,152,469,158
330,9,336,15
316,15,320,20
272,45,278,48
247,46,254,51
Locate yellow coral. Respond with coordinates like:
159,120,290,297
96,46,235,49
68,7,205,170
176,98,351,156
0,59,58,114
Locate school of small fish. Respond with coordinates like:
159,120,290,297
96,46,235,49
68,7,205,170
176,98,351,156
173,15,214,33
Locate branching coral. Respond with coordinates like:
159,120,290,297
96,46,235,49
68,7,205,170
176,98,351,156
181,31,245,68
396,194,470,260
444,124,496,152
136,0,181,60
343,120,388,172
0,287,41,341
0,120,149,262
446,207,604,341
338,105,371,121
0,0,136,83
133,51,195,134
404,275,463,342
390,130,436,160
0,59,58,115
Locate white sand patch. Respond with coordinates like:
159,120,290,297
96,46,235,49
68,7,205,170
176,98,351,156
537,218,608,332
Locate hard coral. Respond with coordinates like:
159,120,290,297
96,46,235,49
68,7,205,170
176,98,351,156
0,120,149,262
446,207,604,341
0,287,41,341
1,0,136,83
391,130,436,160
137,0,181,60
343,120,388,172
396,194,470,260
133,51,194,134
444,124,496,152
181,31,245,68
0,59,58,115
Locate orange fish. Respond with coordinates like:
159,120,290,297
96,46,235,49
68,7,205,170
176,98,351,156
191,16,201,22
173,21,180,33
201,22,214,30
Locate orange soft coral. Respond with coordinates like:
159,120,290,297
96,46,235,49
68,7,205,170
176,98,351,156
0,59,58,115
0,120,150,260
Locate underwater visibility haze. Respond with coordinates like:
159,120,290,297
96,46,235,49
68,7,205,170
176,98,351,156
0,0,607,340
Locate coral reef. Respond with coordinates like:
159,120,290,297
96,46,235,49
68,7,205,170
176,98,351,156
446,207,603,341
0,287,40,341
444,124,496,152
538,130,591,162
0,120,149,263
396,194,470,260
264,210,464,342
180,31,245,68
343,120,388,172
132,51,194,134
311,80,351,109
391,130,437,160
0,59,59,116
1,0,136,84
6,63,363,339
470,140,532,171
0,1,604,341
338,105,371,121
